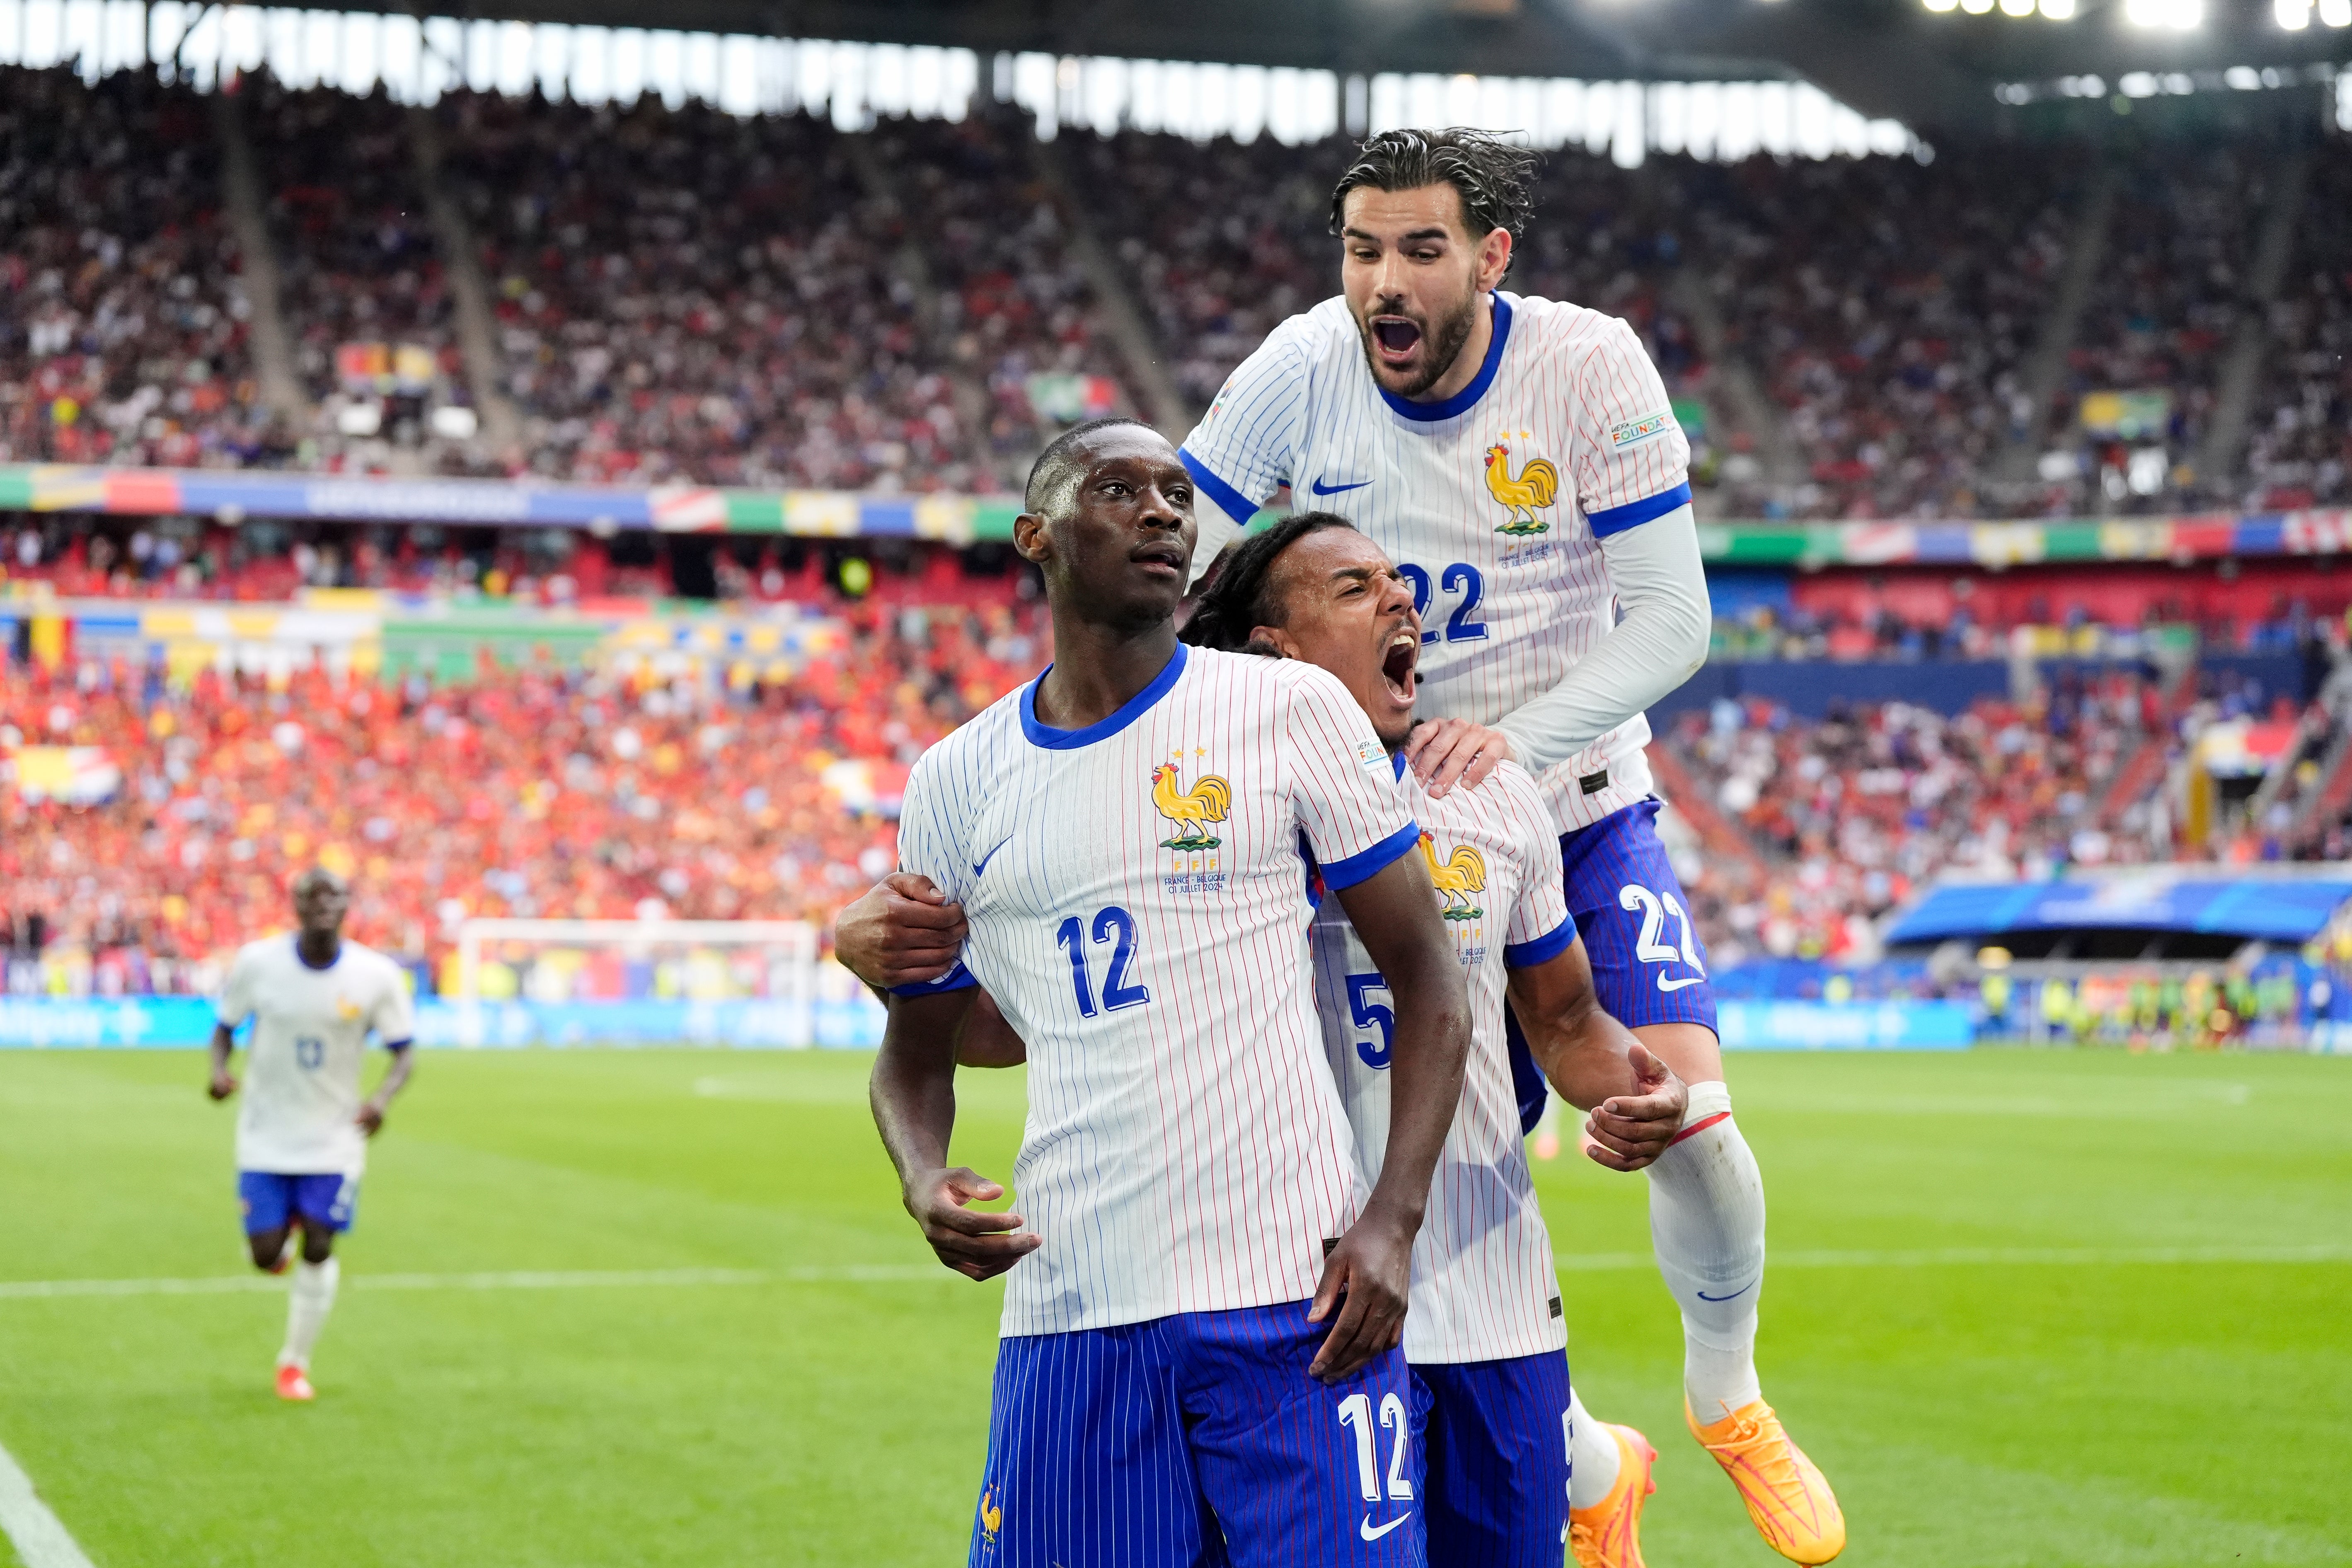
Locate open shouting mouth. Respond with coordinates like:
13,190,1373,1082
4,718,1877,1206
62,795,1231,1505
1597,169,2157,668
1380,625,1419,705
1369,316,1423,367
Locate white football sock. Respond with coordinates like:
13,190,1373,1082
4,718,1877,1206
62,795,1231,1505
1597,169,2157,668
1646,1080,1767,1422
1566,1386,1621,1509
280,1256,339,1371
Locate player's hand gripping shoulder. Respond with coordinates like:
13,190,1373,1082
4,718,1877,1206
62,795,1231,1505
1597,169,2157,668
869,987,1040,1282
835,874,969,990
1400,717,1512,800
1312,852,1473,1384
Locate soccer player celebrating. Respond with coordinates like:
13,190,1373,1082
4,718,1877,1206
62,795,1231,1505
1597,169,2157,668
869,419,1472,1567
942,510,1694,1567
842,132,1842,1566
1173,127,1840,1566
207,867,416,1402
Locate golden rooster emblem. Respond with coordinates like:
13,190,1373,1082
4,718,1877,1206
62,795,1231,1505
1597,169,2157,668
1484,442,1559,535
978,1487,1002,1544
1419,832,1487,921
1152,757,1232,852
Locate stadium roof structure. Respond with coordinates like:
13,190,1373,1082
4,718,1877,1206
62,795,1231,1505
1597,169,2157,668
1888,868,2352,950
332,0,2351,133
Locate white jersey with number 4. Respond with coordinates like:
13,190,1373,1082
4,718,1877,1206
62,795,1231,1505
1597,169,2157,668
1179,291,1694,836
1312,757,1574,1363
892,643,1421,1338
217,936,416,1175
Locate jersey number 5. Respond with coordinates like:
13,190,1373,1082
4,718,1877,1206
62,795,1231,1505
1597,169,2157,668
1343,972,1395,1069
1055,907,1151,1019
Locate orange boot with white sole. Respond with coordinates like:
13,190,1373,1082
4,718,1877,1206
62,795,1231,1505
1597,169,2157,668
1687,1399,1845,1564
274,1362,315,1402
1568,1422,1656,1568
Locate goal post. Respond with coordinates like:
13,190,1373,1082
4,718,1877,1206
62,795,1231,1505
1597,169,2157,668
451,918,823,1048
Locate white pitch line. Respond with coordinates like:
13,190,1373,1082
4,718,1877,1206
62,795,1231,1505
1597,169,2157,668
0,1437,98,1568
0,1263,944,1302
0,1244,2345,1304
1558,1242,2352,1273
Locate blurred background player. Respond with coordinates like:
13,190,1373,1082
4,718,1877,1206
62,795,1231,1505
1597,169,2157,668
1172,126,1838,1565
207,867,416,1402
868,421,1472,1567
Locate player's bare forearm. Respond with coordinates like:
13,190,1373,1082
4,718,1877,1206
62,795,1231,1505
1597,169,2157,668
835,874,969,990
954,988,1028,1069
359,1045,416,1134
1310,853,1471,1381
206,1023,238,1099
871,989,1037,1280
1506,944,1687,1171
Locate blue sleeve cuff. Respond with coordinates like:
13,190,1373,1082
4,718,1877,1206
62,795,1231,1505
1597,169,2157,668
1586,481,1692,538
1318,821,1420,893
382,1038,415,1053
888,961,979,999
1178,447,1265,532
1503,916,1578,970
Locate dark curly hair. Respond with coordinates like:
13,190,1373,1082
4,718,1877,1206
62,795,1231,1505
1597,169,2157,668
1180,512,1360,655
1328,127,1539,244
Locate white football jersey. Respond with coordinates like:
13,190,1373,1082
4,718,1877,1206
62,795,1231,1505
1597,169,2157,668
893,643,1420,1337
1312,757,1573,1363
216,936,416,1174
1179,290,1695,835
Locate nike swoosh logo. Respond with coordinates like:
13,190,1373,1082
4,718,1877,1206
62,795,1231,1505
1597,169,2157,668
1656,975,1705,992
1311,477,1372,496
972,836,1013,879
1697,1281,1756,1302
1359,1512,1413,1541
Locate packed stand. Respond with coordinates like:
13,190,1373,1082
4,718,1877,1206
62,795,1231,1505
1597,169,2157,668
878,112,1136,478
0,67,273,469
436,93,1076,494
2045,148,2272,511
0,597,1050,997
2242,151,2352,510
245,78,481,475
1660,675,2165,965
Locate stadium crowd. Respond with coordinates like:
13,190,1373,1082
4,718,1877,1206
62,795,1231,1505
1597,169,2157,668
4,62,2344,518
0,598,1050,997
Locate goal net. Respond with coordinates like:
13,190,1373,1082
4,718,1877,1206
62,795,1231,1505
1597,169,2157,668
451,918,826,1048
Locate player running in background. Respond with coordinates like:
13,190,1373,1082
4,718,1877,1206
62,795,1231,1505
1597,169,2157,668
1171,126,1841,1566
941,510,1694,1568
869,419,1471,1568
208,867,415,1402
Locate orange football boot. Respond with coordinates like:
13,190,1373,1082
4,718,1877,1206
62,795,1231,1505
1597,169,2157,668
1687,1399,1844,1564
274,1363,315,1402
1569,1422,1657,1568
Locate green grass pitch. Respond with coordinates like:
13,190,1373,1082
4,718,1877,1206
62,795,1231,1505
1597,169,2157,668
0,1048,2345,1568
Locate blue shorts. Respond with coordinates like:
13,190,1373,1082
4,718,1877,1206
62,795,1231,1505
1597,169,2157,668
1508,800,1719,1133
1411,1353,1571,1568
237,1171,357,1236
970,1301,1425,1568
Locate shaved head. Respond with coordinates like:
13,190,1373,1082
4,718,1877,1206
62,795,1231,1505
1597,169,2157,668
1024,417,1159,518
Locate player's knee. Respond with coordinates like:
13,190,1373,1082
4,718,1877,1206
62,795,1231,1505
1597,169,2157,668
299,1225,335,1264
247,1228,289,1270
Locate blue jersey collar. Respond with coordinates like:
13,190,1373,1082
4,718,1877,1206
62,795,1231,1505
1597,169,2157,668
1379,293,1512,424
1021,642,1188,750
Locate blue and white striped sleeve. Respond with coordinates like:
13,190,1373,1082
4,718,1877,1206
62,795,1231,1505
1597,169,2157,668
887,744,979,998
1280,666,1418,891
1178,320,1310,578
1497,769,1576,969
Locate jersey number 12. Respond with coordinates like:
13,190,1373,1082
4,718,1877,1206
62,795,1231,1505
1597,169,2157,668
1055,907,1151,1018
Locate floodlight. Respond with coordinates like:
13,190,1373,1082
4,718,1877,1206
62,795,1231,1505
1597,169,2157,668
2276,0,2311,26
2001,0,2034,17
2322,0,2350,24
2040,0,2076,18
1961,0,1994,15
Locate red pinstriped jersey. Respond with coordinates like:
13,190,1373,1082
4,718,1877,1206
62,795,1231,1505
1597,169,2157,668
1310,759,1575,1362
1180,290,1696,835
893,644,1422,1336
